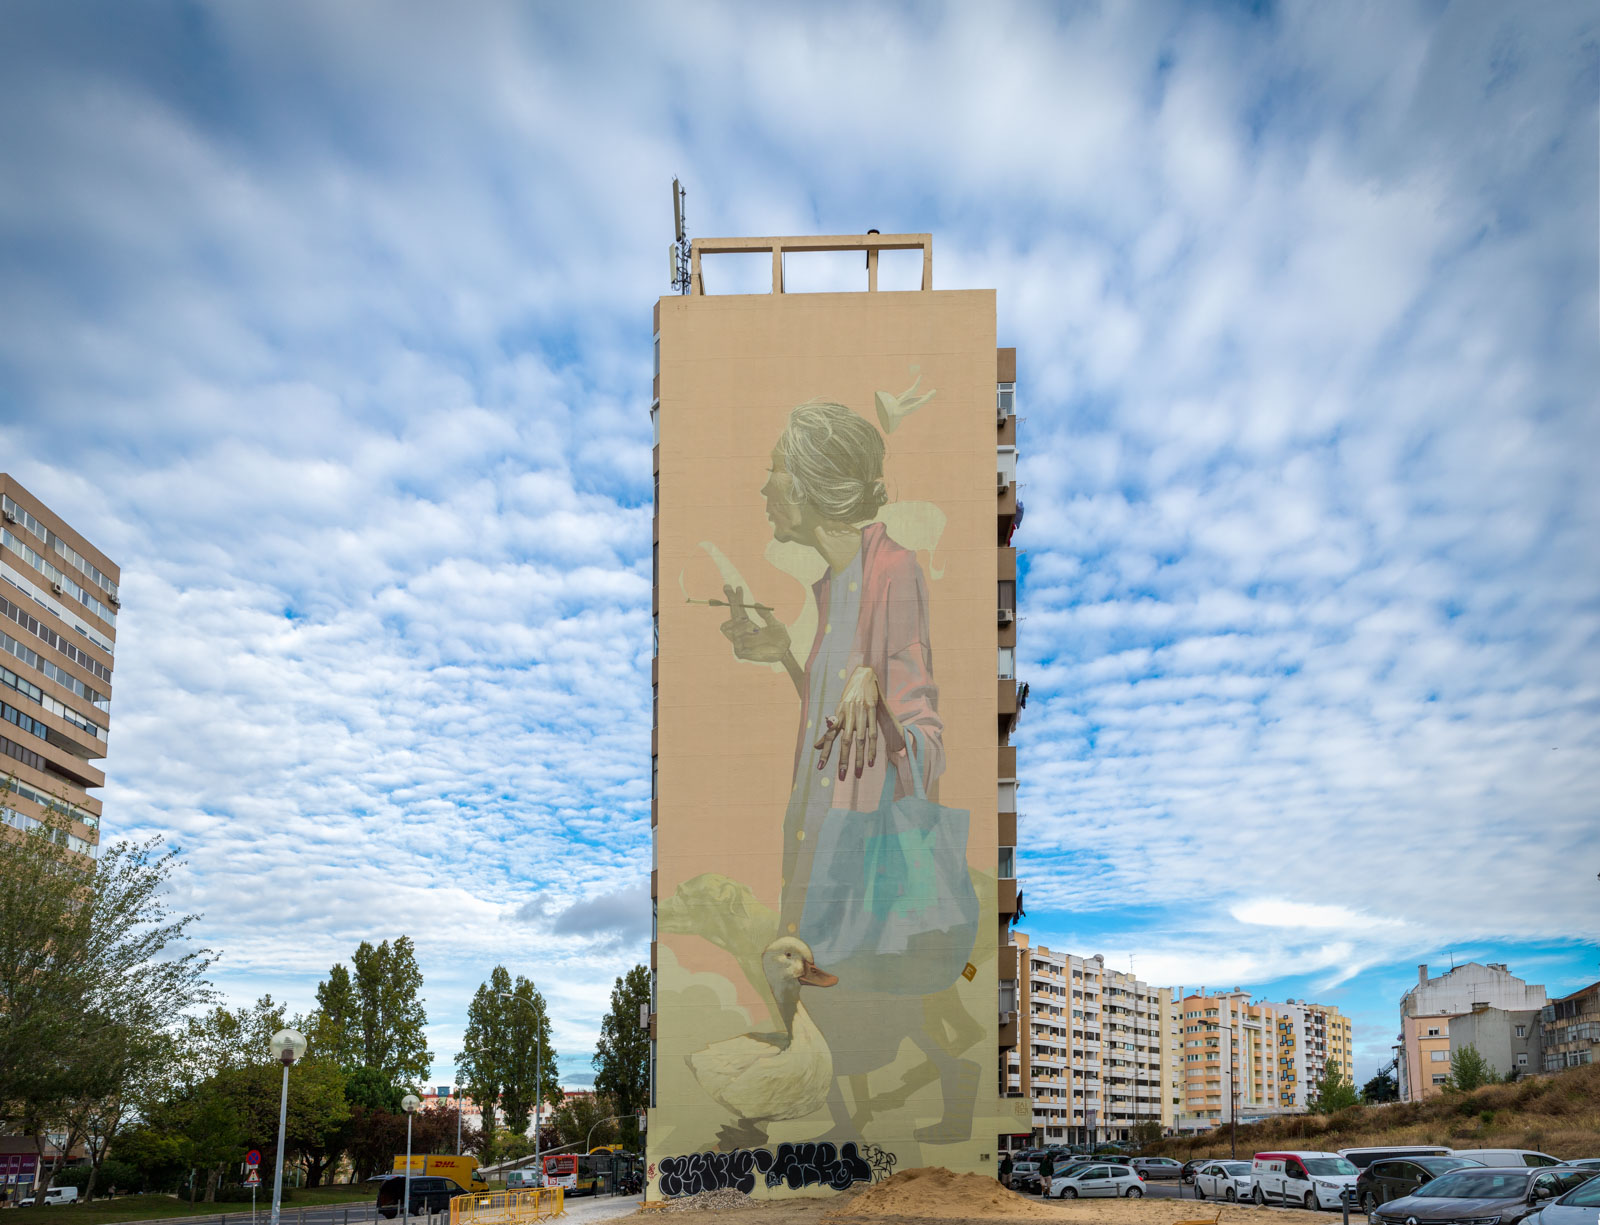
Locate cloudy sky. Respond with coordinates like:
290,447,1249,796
1,1,1596,1089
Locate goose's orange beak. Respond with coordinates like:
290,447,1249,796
798,960,838,987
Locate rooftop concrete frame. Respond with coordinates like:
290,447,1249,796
689,232,933,295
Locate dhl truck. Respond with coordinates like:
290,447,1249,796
390,1154,488,1193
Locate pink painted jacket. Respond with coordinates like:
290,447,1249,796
793,522,945,808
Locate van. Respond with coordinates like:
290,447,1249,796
22,1187,80,1207
375,1175,459,1218
1338,1146,1453,1171
1446,1149,1562,1168
1251,1151,1358,1210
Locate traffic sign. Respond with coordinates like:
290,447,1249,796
244,1169,261,1188
245,1150,261,1168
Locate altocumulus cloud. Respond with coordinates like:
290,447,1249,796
0,0,1594,1080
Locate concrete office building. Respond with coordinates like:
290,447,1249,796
1397,963,1548,1101
1003,941,1169,1147
647,233,1022,1197
1448,1006,1544,1081
0,475,118,860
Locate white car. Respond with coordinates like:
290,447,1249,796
1194,1160,1255,1202
1050,1163,1145,1198
21,1188,79,1207
1448,1148,1564,1168
1252,1151,1358,1210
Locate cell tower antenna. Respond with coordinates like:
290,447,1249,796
670,178,691,294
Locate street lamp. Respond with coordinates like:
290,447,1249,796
401,1094,421,1220
497,993,543,1186
268,1029,307,1225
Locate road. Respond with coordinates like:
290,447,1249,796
96,1191,643,1225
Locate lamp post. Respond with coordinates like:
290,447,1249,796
268,1029,307,1225
401,1094,421,1220
497,993,542,1186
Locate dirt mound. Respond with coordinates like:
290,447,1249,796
823,1167,1055,1220
652,1188,760,1212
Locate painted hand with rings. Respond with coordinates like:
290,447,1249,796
815,665,885,781
718,584,791,663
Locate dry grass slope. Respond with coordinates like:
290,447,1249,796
1149,1065,1600,1161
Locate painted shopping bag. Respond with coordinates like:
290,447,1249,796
798,749,979,996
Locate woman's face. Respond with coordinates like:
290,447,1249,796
762,446,808,543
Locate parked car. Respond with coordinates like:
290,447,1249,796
1008,1160,1041,1194
1193,1160,1254,1202
1130,1157,1183,1180
376,1175,460,1218
1339,1146,1455,1171
1368,1166,1595,1225
1522,1166,1600,1225
1050,1163,1145,1198
1180,1159,1203,1185
1355,1156,1485,1210
1252,1151,1359,1210
1559,1159,1600,1170
19,1188,79,1207
1450,1149,1565,1168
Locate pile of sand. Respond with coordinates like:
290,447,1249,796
822,1168,1057,1220
649,1188,760,1213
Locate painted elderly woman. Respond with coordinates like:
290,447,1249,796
719,401,975,1000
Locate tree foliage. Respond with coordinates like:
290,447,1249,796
458,966,559,1137
592,965,649,1148
1362,1066,1399,1103
551,1092,617,1151
1308,1061,1360,1113
309,964,362,1068
1447,1044,1499,1092
0,803,214,1199
351,937,431,1083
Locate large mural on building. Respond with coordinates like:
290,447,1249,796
652,343,1002,1196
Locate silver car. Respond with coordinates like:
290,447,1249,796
1050,1163,1145,1198
1195,1160,1255,1202
1524,1170,1600,1225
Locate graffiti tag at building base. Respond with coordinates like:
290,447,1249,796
655,1141,896,1197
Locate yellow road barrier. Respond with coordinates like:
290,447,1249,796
450,1187,565,1225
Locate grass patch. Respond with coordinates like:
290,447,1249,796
1147,1063,1600,1161
41,1185,375,1225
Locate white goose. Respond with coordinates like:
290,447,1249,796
687,937,837,1126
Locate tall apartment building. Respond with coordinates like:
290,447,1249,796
1538,980,1598,1073
1170,990,1356,1131
0,475,117,859
1397,963,1548,1101
1003,941,1169,1147
647,234,1022,1198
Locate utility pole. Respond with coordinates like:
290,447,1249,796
1228,1007,1239,1160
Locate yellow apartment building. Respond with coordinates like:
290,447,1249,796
647,233,1024,1197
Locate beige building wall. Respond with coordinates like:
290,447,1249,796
1397,962,1547,1101
0,474,118,861
648,237,1017,1197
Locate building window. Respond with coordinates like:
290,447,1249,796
997,382,1016,418
998,846,1015,878
1516,1053,1528,1066
999,579,1016,614
998,646,1016,679
1426,1027,1440,1036
1431,1074,1448,1085
1430,1050,1448,1062
1515,1024,1526,1037
997,445,1017,486
999,780,1017,811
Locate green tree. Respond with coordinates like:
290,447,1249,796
351,938,431,1083
1361,1067,1399,1103
458,967,558,1138
309,964,362,1068
1447,1044,1498,1092
0,802,214,1201
177,995,288,1087
592,966,650,1148
551,1092,617,1152
1308,1061,1359,1113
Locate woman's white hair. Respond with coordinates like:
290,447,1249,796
778,401,888,524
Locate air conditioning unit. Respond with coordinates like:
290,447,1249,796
51,581,64,596
108,593,119,607
2,510,16,524
997,472,1009,491
998,608,1015,626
